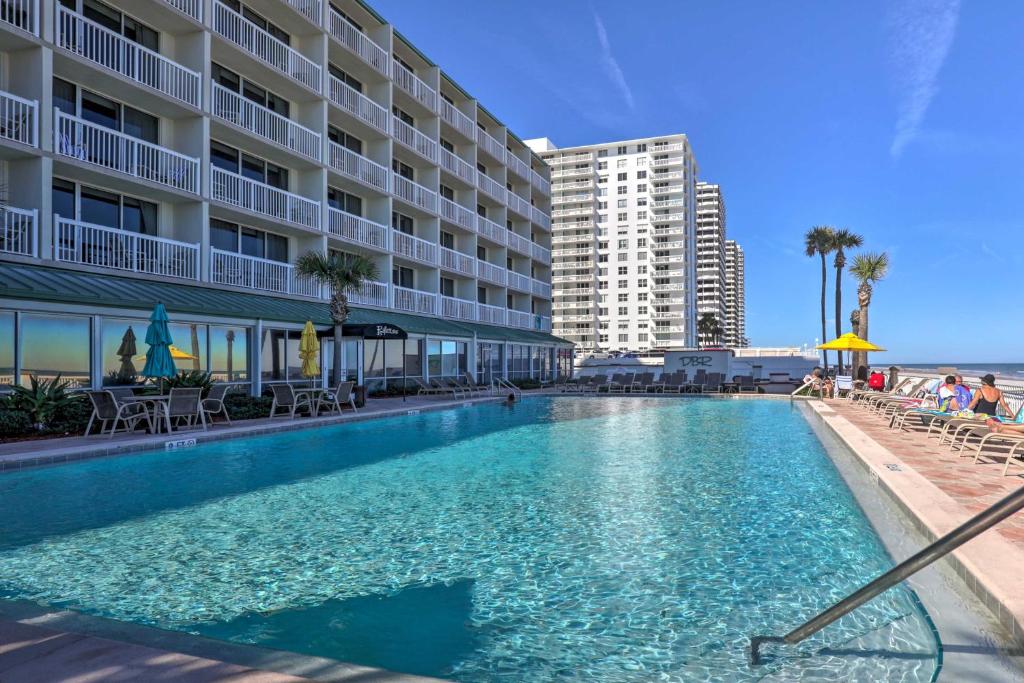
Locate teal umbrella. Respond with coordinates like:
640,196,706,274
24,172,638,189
141,303,177,379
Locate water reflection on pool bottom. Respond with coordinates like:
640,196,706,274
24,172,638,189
0,398,938,681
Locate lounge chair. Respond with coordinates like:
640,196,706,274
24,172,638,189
650,371,673,393
998,438,1024,476
689,370,708,394
85,390,150,438
202,384,234,425
631,372,654,393
462,372,491,394
161,387,207,431
662,371,689,394
269,384,313,419
736,375,758,393
608,373,633,394
868,378,935,414
946,406,1024,452
321,381,357,414
864,378,928,412
431,377,465,397
704,372,724,394
834,375,854,398
582,375,607,393
971,430,1024,470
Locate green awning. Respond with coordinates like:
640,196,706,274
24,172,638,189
0,263,571,345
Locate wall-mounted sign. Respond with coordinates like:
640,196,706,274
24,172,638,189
343,323,408,340
662,350,733,376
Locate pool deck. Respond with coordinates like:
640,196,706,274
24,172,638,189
810,399,1024,648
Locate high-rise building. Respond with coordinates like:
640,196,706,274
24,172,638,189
0,0,572,392
695,182,727,344
725,239,748,347
526,135,698,353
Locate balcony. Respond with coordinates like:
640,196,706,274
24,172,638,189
212,84,320,161
1,0,36,34
654,240,685,249
653,225,684,236
506,192,532,218
328,142,389,193
651,282,685,292
552,207,593,218
391,173,437,214
439,99,475,139
328,75,389,135
507,271,531,293
393,285,436,315
327,208,389,252
531,169,551,195
391,59,436,112
392,116,437,163
54,110,200,194
507,309,531,329
328,9,388,76
475,127,504,161
506,231,531,256
476,171,505,203
532,207,551,230
551,247,591,257
506,151,530,180
531,242,551,265
651,170,685,182
163,0,202,22
548,152,592,165
0,207,36,257
652,212,685,223
392,229,437,265
476,215,505,245
477,260,505,286
554,178,594,192
213,1,321,93
652,198,685,209
285,0,321,25
439,148,475,184
439,197,476,231
439,246,475,276
650,156,684,168
54,217,199,280
551,166,592,179
553,219,595,230
552,273,592,283
551,233,594,245
211,248,318,297
650,142,685,153
210,166,320,230
552,193,594,206
0,89,37,147
55,5,200,107
477,303,505,326
537,315,552,332
349,278,389,308
441,295,476,321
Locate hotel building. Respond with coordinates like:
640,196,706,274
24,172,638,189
0,0,571,392
526,134,699,354
724,239,748,347
695,181,727,344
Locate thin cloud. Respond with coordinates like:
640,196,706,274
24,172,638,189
592,10,635,111
886,0,960,159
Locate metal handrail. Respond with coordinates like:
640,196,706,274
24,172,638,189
493,376,522,400
750,484,1024,665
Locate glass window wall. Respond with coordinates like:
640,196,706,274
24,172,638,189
20,314,91,388
0,312,13,389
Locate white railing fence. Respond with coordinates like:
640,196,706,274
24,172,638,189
328,9,388,75
327,208,389,251
391,173,437,213
162,0,202,22
328,142,389,192
212,84,320,161
0,90,37,147
210,166,320,229
392,116,437,162
391,59,437,111
54,216,199,279
393,285,436,314
441,295,476,321
349,279,390,308
328,75,389,134
0,207,37,257
392,229,437,264
211,248,318,297
0,0,36,34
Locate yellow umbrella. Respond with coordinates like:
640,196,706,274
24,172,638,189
816,333,886,353
134,344,196,362
299,320,321,378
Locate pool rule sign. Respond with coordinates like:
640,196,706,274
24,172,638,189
663,350,733,376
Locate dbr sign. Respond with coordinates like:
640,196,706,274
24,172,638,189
663,350,733,376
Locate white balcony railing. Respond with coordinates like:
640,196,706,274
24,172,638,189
477,303,505,326
506,231,531,256
439,197,475,230
531,169,551,196
0,207,37,257
476,260,506,286
531,278,552,298
327,75,389,134
328,142,389,192
439,98,474,138
327,208,389,252
211,248,318,297
162,0,202,22
531,242,551,264
505,151,529,180
532,206,551,230
391,173,437,214
439,148,475,184
548,152,592,165
392,116,437,163
56,5,200,107
213,1,321,92
54,110,200,194
507,310,532,329
285,0,321,25
54,216,199,279
392,229,437,265
653,198,685,208
476,215,505,245
210,166,320,229
650,156,684,168
475,127,504,160
393,285,436,315
328,9,388,76
507,271,531,292
1,0,36,34
506,192,532,218
391,59,436,111
441,295,476,321
440,246,475,276
476,171,505,202
212,84,320,161
349,279,390,308
0,90,37,147
537,315,552,332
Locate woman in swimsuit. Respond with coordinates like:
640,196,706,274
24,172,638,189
969,374,1014,418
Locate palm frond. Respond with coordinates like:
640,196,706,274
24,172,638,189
804,225,836,257
850,251,890,283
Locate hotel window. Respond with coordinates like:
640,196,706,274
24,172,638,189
616,199,627,208
597,161,607,170
328,64,363,93
637,211,647,220
59,0,158,50
597,201,608,209
0,312,12,389
638,265,648,275
617,186,627,195
617,239,628,249
617,266,628,275
616,145,627,154
222,0,290,44
637,144,647,152
213,63,290,116
637,171,647,179
440,277,455,297
477,287,487,304
53,179,158,236
330,4,363,32
617,293,628,302
327,187,362,216
617,307,628,315
599,335,608,343
19,313,92,388
597,149,608,157
391,211,414,235
637,198,648,206
637,279,648,287
637,238,647,247
210,219,287,262
638,306,648,315
392,265,414,288
440,231,455,249
617,213,627,222
616,159,628,168
597,176,607,184
618,334,628,343
440,185,455,201
211,141,289,190
638,333,648,342
393,159,415,180
53,79,158,144
637,184,647,192
616,173,627,181
618,253,628,261
440,138,455,153
618,280,628,288
392,105,414,126
329,126,363,155
637,157,647,166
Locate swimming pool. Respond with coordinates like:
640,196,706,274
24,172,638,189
0,398,938,680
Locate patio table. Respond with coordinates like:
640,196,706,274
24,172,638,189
293,387,327,417
120,395,172,433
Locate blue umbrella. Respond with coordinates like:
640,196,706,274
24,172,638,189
141,303,177,379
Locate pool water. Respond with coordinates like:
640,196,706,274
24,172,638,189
0,398,938,681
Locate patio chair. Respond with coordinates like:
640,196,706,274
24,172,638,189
430,377,465,397
412,377,444,395
85,390,150,438
463,372,491,394
704,373,725,394
202,384,234,425
161,388,207,432
107,387,138,402
564,376,589,393
582,375,607,393
631,372,654,393
269,384,313,419
737,375,758,393
608,373,631,394
662,371,689,394
321,381,357,414
689,370,708,394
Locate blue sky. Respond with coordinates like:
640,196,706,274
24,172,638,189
373,0,1024,363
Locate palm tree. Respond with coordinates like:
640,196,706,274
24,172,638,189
295,251,379,385
829,228,864,372
804,226,835,369
849,251,889,381
696,312,719,350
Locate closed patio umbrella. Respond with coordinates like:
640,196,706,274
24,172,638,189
142,303,177,380
116,326,137,379
299,320,320,381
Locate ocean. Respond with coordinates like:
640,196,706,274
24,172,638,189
896,363,1024,379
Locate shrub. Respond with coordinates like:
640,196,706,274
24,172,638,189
43,396,93,435
0,409,33,438
166,370,214,396
224,394,273,420
8,375,75,428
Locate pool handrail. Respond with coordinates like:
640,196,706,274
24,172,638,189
493,376,521,400
749,483,1024,665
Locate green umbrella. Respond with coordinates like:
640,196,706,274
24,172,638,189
142,303,177,379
